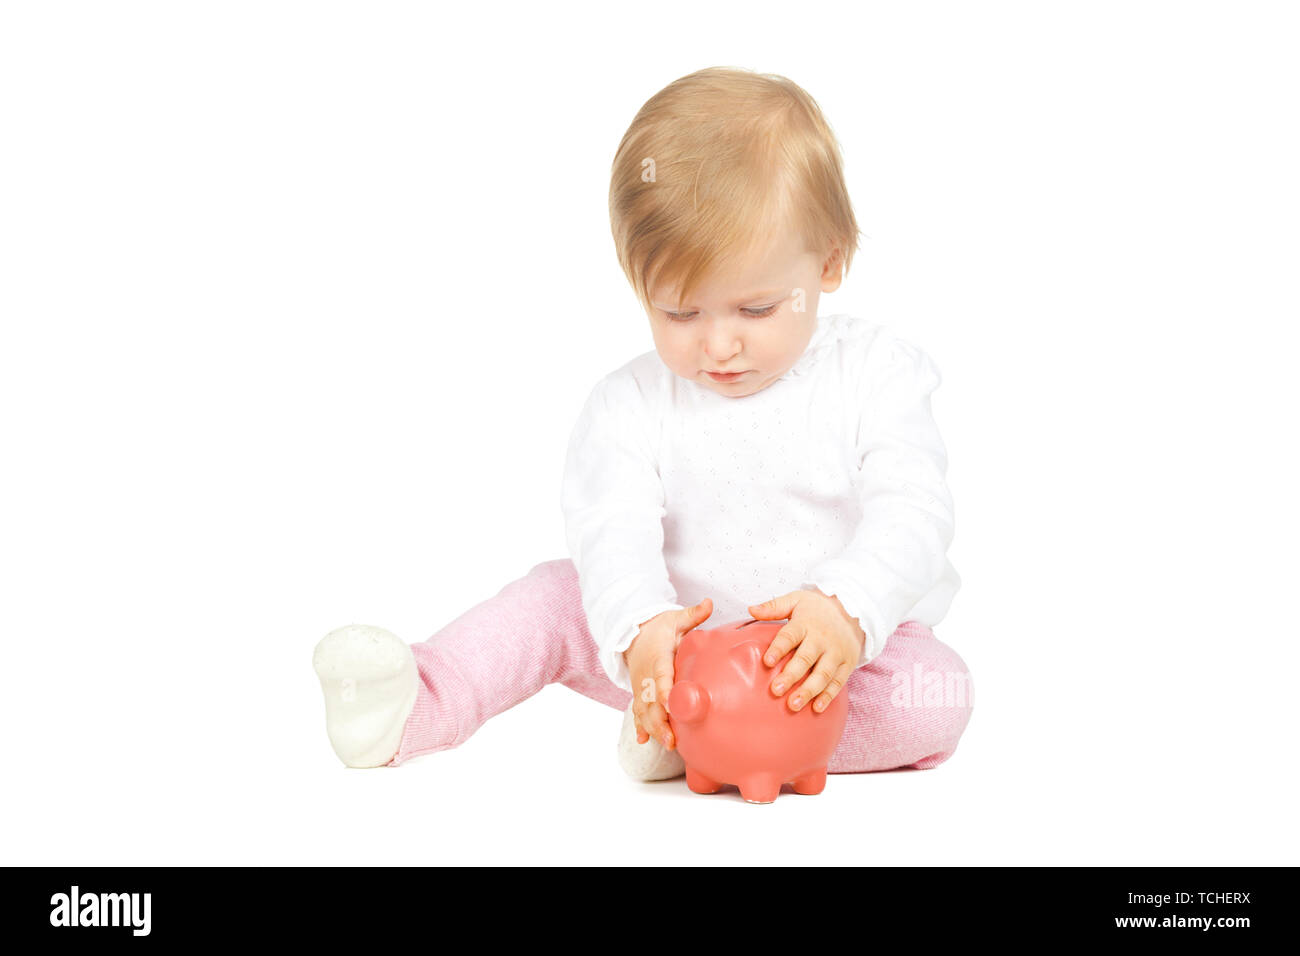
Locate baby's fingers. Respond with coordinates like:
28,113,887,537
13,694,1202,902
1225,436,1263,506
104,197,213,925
811,661,855,713
631,700,650,744
769,634,819,697
790,657,852,713
762,622,804,670
653,654,675,724
641,700,674,750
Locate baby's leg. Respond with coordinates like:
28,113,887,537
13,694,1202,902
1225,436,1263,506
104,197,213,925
827,622,974,773
389,558,632,766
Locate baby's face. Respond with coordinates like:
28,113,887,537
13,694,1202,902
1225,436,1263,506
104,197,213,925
645,226,843,398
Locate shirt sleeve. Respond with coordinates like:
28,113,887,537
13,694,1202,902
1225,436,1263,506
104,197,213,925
800,333,956,668
561,374,683,693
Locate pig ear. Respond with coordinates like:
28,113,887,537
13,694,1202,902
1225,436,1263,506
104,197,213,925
727,640,765,684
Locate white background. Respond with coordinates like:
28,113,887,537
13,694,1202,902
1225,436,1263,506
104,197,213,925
2,0,1297,866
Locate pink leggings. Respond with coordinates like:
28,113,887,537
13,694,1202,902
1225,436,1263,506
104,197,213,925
388,559,975,772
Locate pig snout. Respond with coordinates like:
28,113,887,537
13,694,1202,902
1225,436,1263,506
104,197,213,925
667,680,710,724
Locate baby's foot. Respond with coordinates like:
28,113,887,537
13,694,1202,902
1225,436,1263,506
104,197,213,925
617,703,686,781
312,624,418,768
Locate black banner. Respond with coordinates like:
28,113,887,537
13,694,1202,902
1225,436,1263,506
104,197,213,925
6,866,1288,943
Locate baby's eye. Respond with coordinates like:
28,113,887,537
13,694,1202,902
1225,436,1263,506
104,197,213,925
661,305,776,321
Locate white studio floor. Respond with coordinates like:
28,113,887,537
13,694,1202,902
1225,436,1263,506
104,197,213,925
10,650,1293,867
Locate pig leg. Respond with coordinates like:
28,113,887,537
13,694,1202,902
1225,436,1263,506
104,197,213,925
685,767,723,795
386,558,633,766
828,621,975,774
792,768,828,795
737,772,783,804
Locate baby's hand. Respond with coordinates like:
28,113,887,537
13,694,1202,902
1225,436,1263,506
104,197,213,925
622,599,713,750
747,590,866,713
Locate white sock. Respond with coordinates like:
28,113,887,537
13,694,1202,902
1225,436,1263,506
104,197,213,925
313,624,418,768
617,703,686,781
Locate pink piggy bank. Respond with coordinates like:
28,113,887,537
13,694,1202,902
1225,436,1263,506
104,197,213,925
666,618,850,804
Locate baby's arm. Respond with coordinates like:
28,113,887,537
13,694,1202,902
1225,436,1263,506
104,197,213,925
799,331,956,667
561,374,683,696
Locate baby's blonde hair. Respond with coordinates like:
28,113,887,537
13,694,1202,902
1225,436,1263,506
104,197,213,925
609,66,861,313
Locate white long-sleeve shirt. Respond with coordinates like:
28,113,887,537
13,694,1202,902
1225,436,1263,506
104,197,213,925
561,313,961,693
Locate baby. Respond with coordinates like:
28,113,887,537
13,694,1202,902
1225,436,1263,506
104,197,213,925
312,67,974,782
